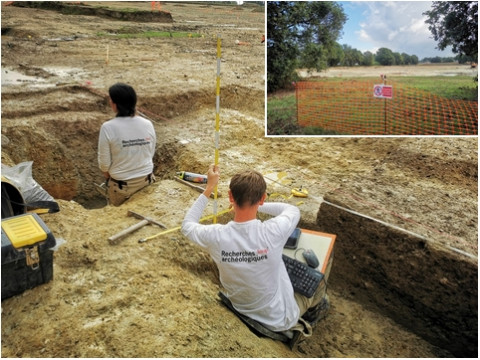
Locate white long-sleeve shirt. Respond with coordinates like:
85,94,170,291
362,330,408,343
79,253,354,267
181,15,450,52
98,115,156,181
181,194,301,332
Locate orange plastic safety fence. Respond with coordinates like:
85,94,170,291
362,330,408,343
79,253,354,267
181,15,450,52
296,80,478,135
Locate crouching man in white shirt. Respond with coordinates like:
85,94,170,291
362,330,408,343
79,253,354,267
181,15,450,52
181,165,327,340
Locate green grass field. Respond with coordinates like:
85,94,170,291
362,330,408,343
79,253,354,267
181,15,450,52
394,76,477,100
267,75,478,135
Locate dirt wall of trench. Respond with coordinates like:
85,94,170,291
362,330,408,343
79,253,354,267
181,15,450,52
12,1,174,23
316,193,478,357
1,83,263,208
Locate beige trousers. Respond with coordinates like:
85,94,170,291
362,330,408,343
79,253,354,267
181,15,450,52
287,279,327,336
107,174,155,206
294,278,327,316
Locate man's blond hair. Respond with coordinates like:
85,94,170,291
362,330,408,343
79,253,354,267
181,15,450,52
229,170,266,208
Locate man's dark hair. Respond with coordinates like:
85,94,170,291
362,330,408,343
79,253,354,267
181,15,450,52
229,170,266,208
109,83,137,117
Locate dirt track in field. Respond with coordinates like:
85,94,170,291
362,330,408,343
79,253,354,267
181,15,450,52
297,63,478,78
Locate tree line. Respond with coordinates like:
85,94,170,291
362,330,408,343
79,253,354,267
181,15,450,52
422,55,475,64
307,44,420,68
319,44,475,68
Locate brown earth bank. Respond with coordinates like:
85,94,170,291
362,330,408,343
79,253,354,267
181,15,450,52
1,2,478,358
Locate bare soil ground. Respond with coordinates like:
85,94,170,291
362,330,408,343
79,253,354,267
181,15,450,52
1,2,477,358
297,63,478,78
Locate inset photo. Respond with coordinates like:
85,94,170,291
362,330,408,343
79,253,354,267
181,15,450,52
266,1,478,136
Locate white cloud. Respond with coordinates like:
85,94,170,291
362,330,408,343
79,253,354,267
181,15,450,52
409,18,429,34
357,28,372,42
388,30,398,41
353,1,454,58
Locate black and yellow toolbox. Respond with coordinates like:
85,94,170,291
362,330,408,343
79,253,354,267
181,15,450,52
1,212,56,300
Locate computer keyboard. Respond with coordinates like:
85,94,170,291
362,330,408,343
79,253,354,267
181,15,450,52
282,254,324,298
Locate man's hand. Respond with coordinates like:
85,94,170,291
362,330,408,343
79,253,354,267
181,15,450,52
203,164,220,198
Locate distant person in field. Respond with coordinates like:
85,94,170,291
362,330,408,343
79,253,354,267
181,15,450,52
98,83,156,206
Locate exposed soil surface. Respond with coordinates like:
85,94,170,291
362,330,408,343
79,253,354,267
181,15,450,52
297,63,478,78
1,2,477,358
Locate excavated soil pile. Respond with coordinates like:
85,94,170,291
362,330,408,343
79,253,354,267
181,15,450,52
1,2,477,358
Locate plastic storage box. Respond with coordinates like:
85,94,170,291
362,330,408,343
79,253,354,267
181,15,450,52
1,213,56,300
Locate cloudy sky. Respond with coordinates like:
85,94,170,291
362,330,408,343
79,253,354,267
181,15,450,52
338,1,455,59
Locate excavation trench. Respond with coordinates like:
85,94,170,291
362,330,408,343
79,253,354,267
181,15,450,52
1,83,264,208
1,85,476,357
315,195,477,357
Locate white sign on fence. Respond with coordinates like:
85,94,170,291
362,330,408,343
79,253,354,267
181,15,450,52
373,84,393,99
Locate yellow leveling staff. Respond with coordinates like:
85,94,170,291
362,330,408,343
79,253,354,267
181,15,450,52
213,35,221,224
